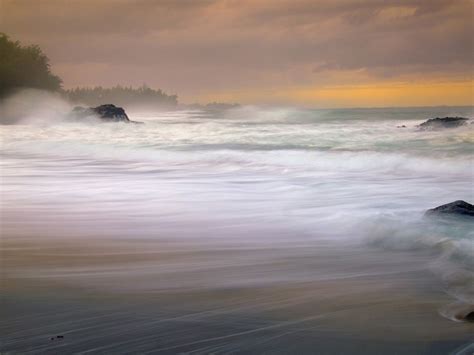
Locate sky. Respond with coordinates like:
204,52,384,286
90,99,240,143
1,0,473,107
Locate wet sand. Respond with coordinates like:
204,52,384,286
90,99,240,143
2,236,473,354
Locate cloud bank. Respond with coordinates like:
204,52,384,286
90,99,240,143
2,0,472,106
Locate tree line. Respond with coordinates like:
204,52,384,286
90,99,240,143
63,85,177,108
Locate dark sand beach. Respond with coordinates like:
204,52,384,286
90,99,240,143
2,234,473,354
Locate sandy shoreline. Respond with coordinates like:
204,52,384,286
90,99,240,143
2,236,473,354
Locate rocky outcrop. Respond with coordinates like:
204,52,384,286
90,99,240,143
71,104,142,123
91,104,130,122
425,200,474,217
418,117,469,130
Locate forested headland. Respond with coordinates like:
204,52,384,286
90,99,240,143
0,33,177,108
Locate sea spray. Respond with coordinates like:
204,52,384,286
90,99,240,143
0,89,72,125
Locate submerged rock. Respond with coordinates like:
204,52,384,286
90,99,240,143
71,104,142,123
453,308,474,323
418,117,468,130
425,200,474,217
440,302,474,323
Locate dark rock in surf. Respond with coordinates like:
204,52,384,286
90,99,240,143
465,311,474,322
440,302,474,323
418,117,468,130
425,200,474,217
71,104,142,123
92,104,130,122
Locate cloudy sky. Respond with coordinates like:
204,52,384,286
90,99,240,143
2,0,472,107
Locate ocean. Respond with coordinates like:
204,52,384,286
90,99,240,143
1,100,473,354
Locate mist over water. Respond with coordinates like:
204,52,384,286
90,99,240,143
1,96,473,353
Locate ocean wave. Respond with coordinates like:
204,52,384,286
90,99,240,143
363,214,474,315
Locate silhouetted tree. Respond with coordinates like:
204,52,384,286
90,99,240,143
0,33,62,97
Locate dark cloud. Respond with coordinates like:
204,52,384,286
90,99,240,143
2,0,216,36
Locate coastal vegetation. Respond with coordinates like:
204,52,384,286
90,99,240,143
0,33,177,108
63,85,178,108
0,33,62,96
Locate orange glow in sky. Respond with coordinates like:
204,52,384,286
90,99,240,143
2,0,473,107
